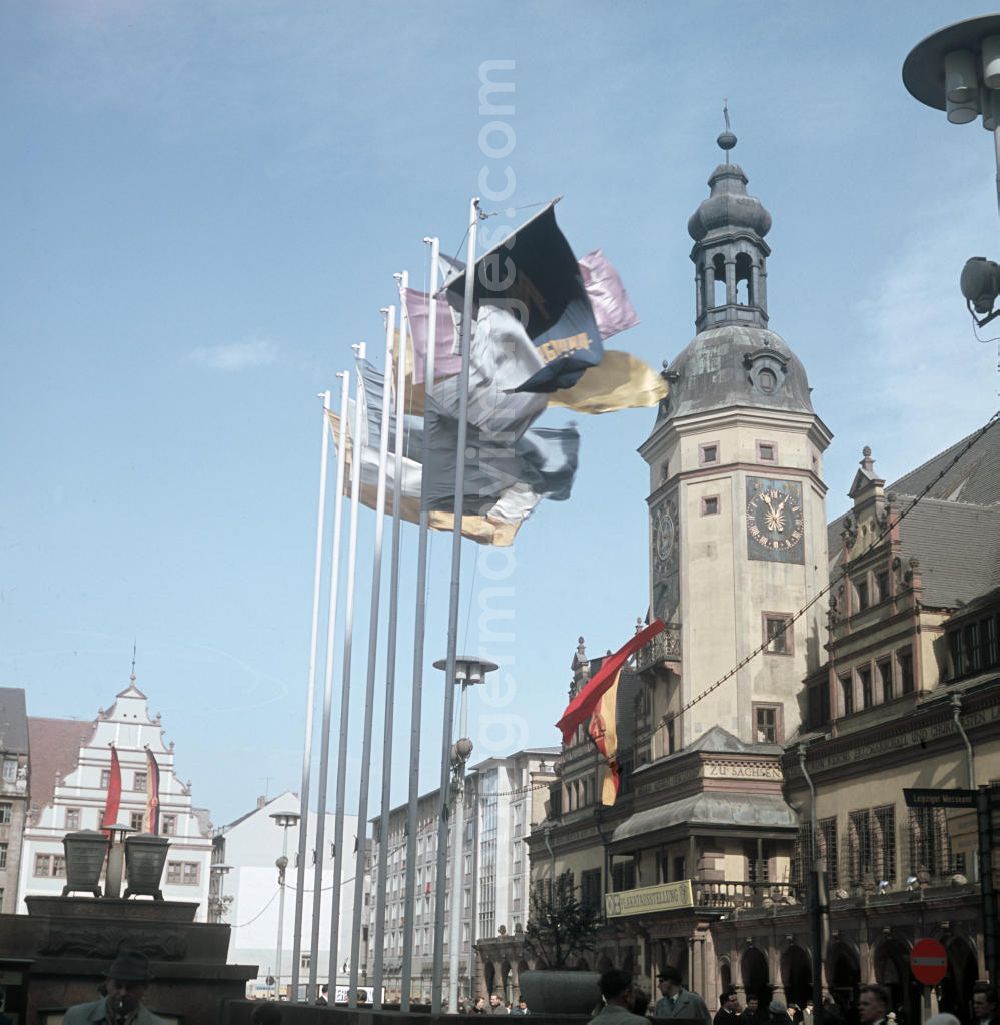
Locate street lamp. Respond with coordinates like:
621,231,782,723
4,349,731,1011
432,656,497,1014
270,811,301,1000
904,15,1000,323
209,863,233,924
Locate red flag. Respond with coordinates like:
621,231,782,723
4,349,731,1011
144,749,160,834
101,746,122,833
588,669,622,805
556,619,664,745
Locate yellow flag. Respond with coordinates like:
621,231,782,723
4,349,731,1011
548,349,667,414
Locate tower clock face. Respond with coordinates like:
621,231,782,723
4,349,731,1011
745,477,805,564
652,498,678,571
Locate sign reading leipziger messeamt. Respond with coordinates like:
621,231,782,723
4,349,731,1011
605,880,694,918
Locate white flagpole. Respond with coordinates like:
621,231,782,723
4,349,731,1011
291,389,331,1001
308,371,350,999
372,272,410,1007
328,343,366,994
400,241,438,1007
431,197,479,1013
348,306,396,1006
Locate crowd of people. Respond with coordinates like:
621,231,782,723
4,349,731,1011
39,948,999,1025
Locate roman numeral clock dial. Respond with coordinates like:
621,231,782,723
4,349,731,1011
745,477,805,564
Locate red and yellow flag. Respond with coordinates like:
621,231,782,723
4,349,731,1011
101,746,122,834
588,669,622,805
556,620,664,745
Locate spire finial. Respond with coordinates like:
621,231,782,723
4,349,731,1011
717,100,737,162
130,641,137,683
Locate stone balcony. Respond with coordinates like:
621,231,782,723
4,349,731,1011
634,623,682,673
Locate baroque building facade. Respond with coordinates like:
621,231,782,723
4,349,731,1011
17,676,214,918
500,130,999,1020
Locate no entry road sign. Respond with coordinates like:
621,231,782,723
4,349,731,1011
910,937,948,985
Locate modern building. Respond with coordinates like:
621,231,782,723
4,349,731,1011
368,747,557,1004
0,687,30,913
17,675,214,917
211,789,361,1001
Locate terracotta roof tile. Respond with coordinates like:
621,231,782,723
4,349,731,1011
27,716,96,816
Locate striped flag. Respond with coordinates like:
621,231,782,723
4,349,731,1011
144,749,160,834
588,669,622,804
556,620,665,745
101,746,122,834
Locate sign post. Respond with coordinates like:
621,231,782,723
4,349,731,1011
910,938,947,1025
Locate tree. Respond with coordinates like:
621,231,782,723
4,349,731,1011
523,871,601,969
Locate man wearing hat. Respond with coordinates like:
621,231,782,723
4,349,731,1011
654,966,711,1024
63,949,168,1024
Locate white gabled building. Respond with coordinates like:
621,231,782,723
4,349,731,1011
211,790,363,1001
18,676,213,917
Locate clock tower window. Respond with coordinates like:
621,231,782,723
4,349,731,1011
756,440,778,463
699,441,720,466
763,613,793,655
701,495,720,516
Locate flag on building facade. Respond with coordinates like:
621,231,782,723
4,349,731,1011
556,619,665,745
101,745,122,833
144,748,160,834
442,202,603,393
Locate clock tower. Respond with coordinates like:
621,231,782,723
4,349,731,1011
639,127,832,753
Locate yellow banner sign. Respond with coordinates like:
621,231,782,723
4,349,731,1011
605,880,693,918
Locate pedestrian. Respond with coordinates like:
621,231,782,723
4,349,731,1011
743,994,764,1025
488,993,510,1015
974,986,999,1025
316,984,329,1006
511,998,530,1016
472,997,487,1014
631,988,651,1017
654,966,711,1025
857,986,891,1025
767,1001,789,1025
716,990,742,1025
787,1004,802,1025
802,1001,815,1025
62,949,167,1024
592,968,651,1025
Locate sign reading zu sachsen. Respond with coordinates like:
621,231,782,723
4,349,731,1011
605,880,694,918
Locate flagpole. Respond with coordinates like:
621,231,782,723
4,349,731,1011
400,239,439,1008
328,343,367,995
431,197,479,1014
372,273,409,1008
309,372,350,999
290,389,332,1002
348,306,396,1006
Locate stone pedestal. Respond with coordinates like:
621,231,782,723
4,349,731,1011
0,896,257,1023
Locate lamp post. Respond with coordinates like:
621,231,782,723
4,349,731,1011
904,15,1000,213
432,656,497,1014
271,811,301,1000
209,863,233,924
904,19,1000,989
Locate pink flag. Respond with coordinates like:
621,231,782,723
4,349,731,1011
401,287,462,385
579,249,640,341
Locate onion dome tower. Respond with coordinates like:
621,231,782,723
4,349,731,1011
639,117,832,752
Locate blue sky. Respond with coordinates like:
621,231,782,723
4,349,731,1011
2,1,997,827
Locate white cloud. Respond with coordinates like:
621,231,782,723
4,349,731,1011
187,338,279,372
